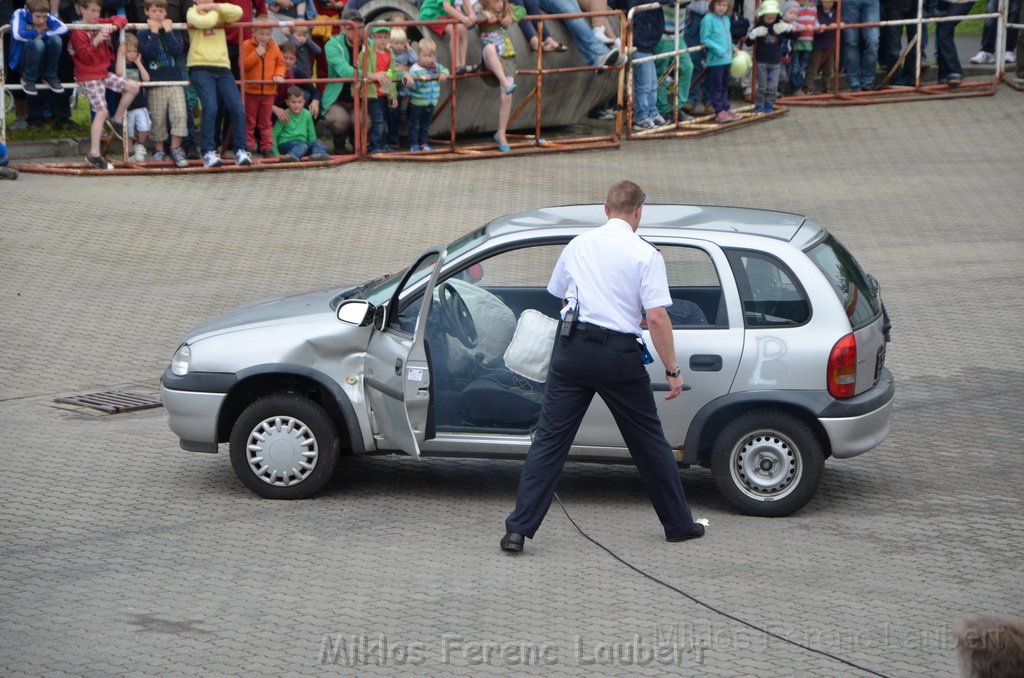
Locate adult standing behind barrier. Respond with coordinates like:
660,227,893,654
934,0,972,86
320,9,377,153
841,0,879,90
969,0,1019,65
880,0,918,86
500,180,707,555
536,0,624,66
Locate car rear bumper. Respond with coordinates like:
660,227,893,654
819,368,895,458
161,383,225,453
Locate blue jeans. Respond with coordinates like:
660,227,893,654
790,48,811,91
190,67,247,154
278,139,328,158
936,0,972,79
538,0,609,66
408,103,434,148
511,0,553,42
20,35,63,83
982,0,1020,53
632,53,657,121
368,96,388,152
684,12,711,104
841,0,880,89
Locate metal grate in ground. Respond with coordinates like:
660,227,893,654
54,390,162,413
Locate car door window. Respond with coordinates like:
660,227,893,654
660,245,726,328
725,249,810,327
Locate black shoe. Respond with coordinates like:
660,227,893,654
21,78,38,96
500,531,525,553
106,119,124,140
666,523,705,542
45,76,65,93
85,154,114,170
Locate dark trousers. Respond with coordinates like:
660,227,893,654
882,6,919,85
408,103,434,148
936,0,972,79
705,64,730,112
505,329,699,540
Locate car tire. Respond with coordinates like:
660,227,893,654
229,394,339,499
710,409,824,517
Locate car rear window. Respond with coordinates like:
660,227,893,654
806,234,880,328
725,249,810,327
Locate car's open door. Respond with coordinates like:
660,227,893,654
363,248,446,457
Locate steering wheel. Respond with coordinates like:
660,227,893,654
439,282,478,349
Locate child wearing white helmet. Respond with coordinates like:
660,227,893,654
745,0,792,112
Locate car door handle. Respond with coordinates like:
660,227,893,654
395,358,403,376
690,354,722,371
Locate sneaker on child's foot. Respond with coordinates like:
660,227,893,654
310,152,331,161
203,150,222,168
651,113,666,126
235,149,253,165
409,144,421,152
632,117,655,131
152,150,167,161
420,144,433,151
169,147,189,168
85,154,113,170
21,78,38,96
279,153,299,162
969,50,995,64
132,143,147,162
1006,52,1017,64
106,119,124,140
592,25,615,45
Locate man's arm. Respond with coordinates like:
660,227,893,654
646,306,684,400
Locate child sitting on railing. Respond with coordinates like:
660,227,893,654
478,0,519,152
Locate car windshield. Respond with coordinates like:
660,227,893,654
806,234,880,328
341,227,489,306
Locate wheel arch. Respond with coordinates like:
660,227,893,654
216,364,367,454
685,392,833,466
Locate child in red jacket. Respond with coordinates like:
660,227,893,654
70,0,140,169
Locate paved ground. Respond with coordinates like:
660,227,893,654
1,87,1022,677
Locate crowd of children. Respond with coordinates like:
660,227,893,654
1,0,1009,169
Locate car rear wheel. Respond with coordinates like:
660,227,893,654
229,394,339,499
710,409,823,517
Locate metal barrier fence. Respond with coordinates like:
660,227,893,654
2,1,1020,174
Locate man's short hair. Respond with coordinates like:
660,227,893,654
954,615,1024,678
26,0,50,13
144,0,169,9
286,85,305,99
341,7,364,22
605,180,645,214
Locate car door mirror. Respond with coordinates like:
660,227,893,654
337,300,375,326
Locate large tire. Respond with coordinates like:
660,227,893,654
710,409,824,517
229,394,339,499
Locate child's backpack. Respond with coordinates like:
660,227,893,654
730,8,751,40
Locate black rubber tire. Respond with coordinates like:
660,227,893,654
229,394,339,499
710,409,824,517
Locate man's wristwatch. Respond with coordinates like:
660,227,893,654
665,367,681,378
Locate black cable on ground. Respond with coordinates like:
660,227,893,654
553,494,890,678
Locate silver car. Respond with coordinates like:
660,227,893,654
161,205,894,516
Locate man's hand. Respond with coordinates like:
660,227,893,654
309,99,320,118
272,105,290,122
666,374,684,400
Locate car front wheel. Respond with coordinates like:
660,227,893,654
710,409,824,517
229,394,339,499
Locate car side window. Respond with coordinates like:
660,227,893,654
659,245,725,328
724,249,810,327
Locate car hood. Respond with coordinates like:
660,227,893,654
185,285,353,342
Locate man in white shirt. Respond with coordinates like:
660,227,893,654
501,181,705,553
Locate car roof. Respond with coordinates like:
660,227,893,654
484,204,822,245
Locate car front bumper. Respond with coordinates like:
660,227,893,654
160,383,226,453
819,367,895,459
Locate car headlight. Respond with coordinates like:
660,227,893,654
170,344,191,376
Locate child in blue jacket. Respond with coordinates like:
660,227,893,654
700,0,738,121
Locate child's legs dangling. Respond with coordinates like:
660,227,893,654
482,44,512,90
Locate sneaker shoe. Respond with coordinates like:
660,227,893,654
44,76,64,93
152,151,167,161
85,154,113,170
753,105,766,113
597,49,621,67
202,150,222,168
279,153,300,162
132,143,147,163
235,149,253,165
592,25,615,45
632,117,655,131
420,144,433,151
651,113,667,126
969,50,995,64
310,152,331,161
9,118,29,130
21,78,38,96
409,144,421,152
1006,52,1017,64
169,147,189,168
946,73,963,86
106,118,124,140
0,166,19,180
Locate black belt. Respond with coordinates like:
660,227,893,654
575,321,638,340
